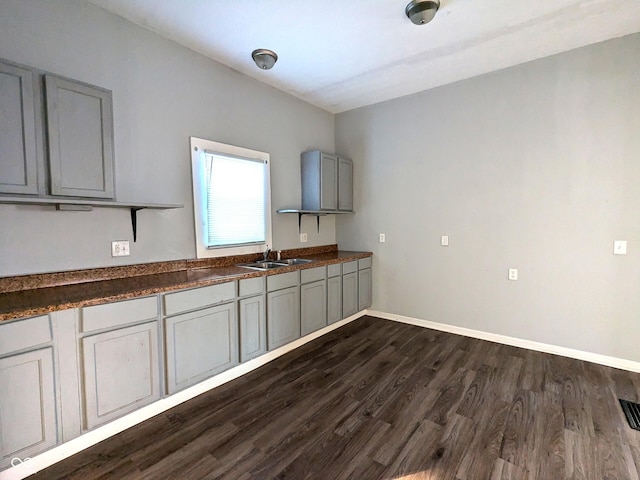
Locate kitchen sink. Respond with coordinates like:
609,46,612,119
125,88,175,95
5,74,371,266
275,258,313,266
237,261,287,271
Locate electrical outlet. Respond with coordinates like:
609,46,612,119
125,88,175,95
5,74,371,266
614,240,627,255
441,235,449,246
111,241,130,257
508,268,518,281
300,233,308,243
379,233,386,243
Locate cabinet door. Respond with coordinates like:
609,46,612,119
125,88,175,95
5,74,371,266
239,295,266,362
82,322,160,429
44,74,114,199
327,275,342,325
338,157,353,211
301,280,327,336
0,348,57,468
320,153,338,210
267,286,300,350
358,268,372,310
0,60,38,195
342,272,358,318
165,303,238,394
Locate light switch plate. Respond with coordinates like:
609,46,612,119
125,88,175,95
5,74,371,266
614,240,627,255
441,235,449,246
300,233,308,243
379,233,386,243
508,268,518,281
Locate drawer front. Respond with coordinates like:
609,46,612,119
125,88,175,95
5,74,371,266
327,263,342,278
342,260,358,274
301,266,326,284
163,281,236,316
0,315,51,356
81,296,158,333
239,277,265,297
358,257,372,270
267,271,299,292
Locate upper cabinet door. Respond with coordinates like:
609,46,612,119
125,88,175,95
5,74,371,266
45,74,114,199
0,60,38,195
319,153,338,210
301,150,338,211
338,157,353,211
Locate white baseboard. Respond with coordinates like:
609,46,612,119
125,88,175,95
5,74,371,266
367,309,640,373
0,311,366,480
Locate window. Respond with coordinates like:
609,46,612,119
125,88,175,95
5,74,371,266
190,137,272,258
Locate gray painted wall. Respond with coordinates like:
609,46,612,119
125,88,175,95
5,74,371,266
336,34,640,362
0,0,335,276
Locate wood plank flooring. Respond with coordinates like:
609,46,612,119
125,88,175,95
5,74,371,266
28,316,640,479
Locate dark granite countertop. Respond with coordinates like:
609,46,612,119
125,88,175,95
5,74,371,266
0,247,372,322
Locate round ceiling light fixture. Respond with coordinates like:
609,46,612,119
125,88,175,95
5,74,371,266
251,49,278,70
405,0,440,25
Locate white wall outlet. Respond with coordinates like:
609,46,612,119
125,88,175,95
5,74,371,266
300,233,308,243
111,241,130,257
441,235,449,246
379,233,386,243
508,268,518,281
614,240,627,255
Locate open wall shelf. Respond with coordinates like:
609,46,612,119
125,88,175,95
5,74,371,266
277,208,354,232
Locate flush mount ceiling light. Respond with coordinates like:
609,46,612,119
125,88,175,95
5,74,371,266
251,49,278,70
405,0,440,25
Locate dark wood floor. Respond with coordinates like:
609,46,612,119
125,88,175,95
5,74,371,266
29,316,640,479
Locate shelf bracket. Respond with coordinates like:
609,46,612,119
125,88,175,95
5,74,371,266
130,207,145,242
316,215,321,233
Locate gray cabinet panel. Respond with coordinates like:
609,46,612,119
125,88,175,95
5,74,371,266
267,271,299,292
82,321,160,429
239,295,266,362
338,157,353,211
342,272,358,318
0,348,57,468
342,260,358,274
301,150,338,211
327,263,342,278
0,60,38,195
300,265,326,284
0,315,51,356
81,296,158,333
163,281,235,316
267,286,300,350
358,257,372,270
165,303,238,394
358,268,372,310
239,277,264,297
44,74,114,199
327,275,342,325
301,280,327,336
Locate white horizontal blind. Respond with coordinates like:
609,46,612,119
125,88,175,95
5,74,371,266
204,152,266,248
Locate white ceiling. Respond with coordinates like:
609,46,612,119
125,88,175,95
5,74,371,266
87,0,640,114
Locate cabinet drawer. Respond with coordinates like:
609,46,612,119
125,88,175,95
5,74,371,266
327,263,342,278
342,260,358,274
267,271,299,292
163,281,236,316
81,296,158,333
301,266,326,284
0,315,51,356
239,277,265,297
358,257,372,269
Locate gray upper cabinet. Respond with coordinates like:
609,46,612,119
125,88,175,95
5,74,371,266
301,150,353,212
0,348,57,468
301,150,338,211
0,60,38,195
44,74,114,199
338,157,353,211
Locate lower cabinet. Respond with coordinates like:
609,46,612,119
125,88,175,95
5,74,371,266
358,268,372,310
327,274,342,325
0,348,57,469
165,302,238,394
342,272,358,318
267,286,300,350
239,295,267,362
81,322,160,429
301,280,327,336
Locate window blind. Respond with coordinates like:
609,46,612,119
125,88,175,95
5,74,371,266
203,152,267,248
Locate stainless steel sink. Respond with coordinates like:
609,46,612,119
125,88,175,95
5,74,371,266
237,261,287,271
275,258,313,266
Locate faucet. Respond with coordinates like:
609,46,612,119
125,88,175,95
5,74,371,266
263,245,271,261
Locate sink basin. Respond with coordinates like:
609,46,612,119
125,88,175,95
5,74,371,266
237,261,287,271
275,258,313,266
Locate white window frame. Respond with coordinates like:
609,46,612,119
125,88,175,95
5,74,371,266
190,137,272,259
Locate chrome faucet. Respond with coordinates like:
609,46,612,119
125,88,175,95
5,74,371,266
263,245,271,261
